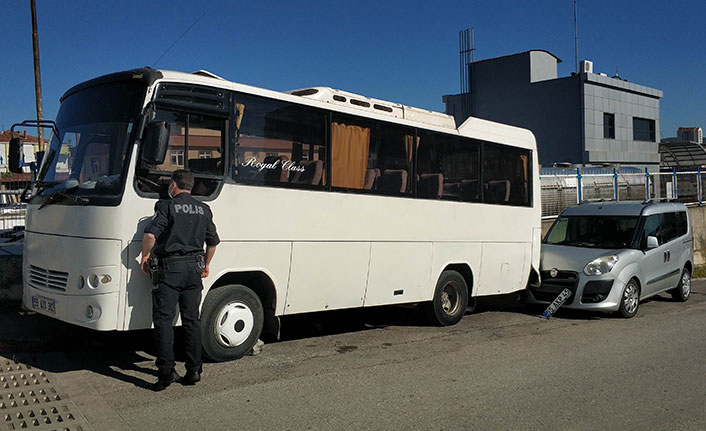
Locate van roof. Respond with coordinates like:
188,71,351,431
561,200,687,217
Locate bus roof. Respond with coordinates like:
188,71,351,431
63,67,536,149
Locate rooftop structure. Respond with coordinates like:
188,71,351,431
444,50,663,168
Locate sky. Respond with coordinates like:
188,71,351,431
2,0,705,140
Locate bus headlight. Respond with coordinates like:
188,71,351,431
77,275,85,289
584,255,619,276
88,274,99,288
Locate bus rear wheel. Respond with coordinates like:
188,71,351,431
201,284,264,362
425,270,469,326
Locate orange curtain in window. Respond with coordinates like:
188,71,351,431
520,154,529,199
404,135,419,173
331,122,370,189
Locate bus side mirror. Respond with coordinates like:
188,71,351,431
645,236,659,250
141,121,170,165
8,137,24,173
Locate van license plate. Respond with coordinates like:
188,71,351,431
31,295,56,314
542,288,572,318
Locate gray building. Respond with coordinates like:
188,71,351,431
677,127,703,144
443,50,663,168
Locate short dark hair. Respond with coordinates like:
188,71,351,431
171,169,194,191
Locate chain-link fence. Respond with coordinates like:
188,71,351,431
541,168,706,218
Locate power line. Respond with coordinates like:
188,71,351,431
152,13,205,67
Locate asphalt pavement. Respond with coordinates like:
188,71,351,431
1,281,705,430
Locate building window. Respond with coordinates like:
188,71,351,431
170,150,184,166
199,151,212,159
633,118,655,142
603,113,615,139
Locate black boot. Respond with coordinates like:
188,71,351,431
153,370,181,392
180,369,201,385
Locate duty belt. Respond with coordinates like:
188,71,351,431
159,254,205,269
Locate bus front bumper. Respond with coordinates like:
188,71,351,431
23,288,121,331
22,231,124,331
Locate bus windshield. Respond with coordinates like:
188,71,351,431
544,215,639,249
34,80,146,205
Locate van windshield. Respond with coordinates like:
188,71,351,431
545,215,639,249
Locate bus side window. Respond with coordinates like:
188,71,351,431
331,114,412,196
418,132,480,202
136,110,225,197
482,143,531,206
235,93,327,189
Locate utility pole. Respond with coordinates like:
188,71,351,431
30,0,45,152
574,0,579,74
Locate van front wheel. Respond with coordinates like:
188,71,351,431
618,278,640,319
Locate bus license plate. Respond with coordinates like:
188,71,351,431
31,295,56,314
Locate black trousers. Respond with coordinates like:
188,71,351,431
152,261,203,377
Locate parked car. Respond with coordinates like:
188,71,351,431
527,200,693,318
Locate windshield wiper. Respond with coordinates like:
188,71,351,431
38,186,89,210
34,180,61,191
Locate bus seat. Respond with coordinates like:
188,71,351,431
379,169,408,195
191,177,218,196
460,179,479,202
443,182,461,199
188,157,221,174
363,168,381,190
262,155,290,184
290,160,323,185
486,180,511,202
418,173,443,198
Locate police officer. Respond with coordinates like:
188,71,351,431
141,169,220,391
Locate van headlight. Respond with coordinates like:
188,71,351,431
584,255,619,275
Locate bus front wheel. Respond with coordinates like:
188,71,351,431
201,284,264,362
425,270,469,326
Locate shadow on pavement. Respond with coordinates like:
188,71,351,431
1,289,638,385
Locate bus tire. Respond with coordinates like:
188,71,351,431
425,270,468,326
201,284,264,362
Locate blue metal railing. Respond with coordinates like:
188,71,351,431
540,167,706,218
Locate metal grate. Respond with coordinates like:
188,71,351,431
28,265,68,292
0,358,91,430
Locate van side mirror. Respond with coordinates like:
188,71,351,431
141,121,170,165
645,236,659,250
8,137,23,173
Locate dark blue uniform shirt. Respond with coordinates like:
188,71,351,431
145,192,220,257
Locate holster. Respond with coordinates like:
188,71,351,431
147,255,160,284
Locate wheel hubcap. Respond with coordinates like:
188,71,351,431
682,273,691,297
623,283,638,314
214,301,254,348
441,282,461,315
